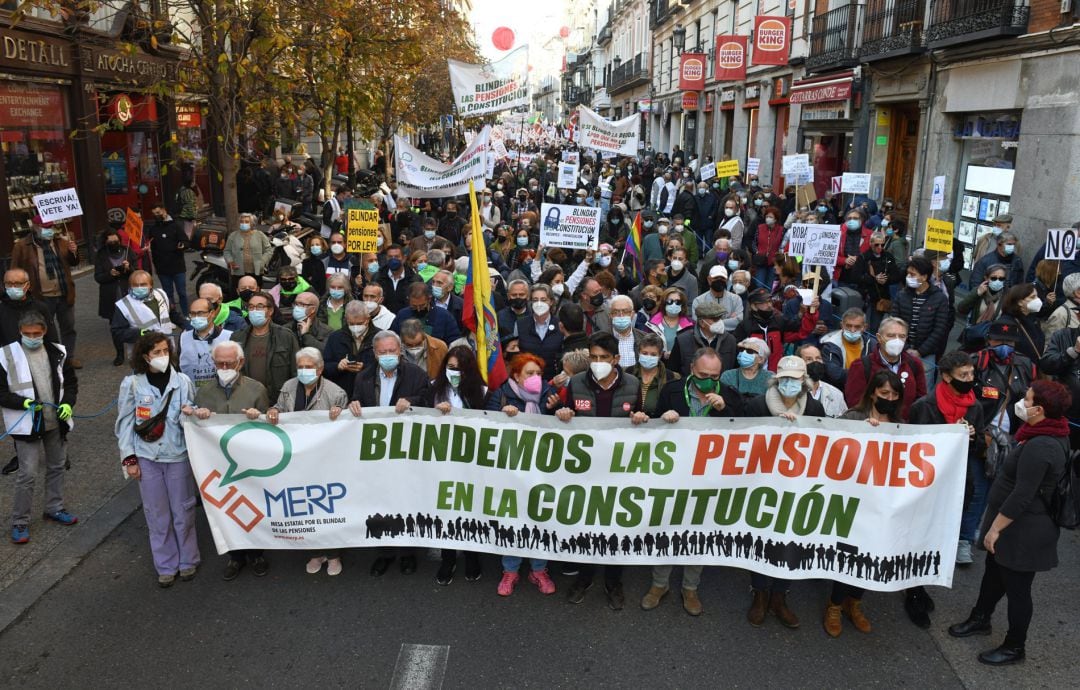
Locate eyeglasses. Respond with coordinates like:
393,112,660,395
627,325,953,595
870,243,885,248
737,347,759,356
665,299,682,306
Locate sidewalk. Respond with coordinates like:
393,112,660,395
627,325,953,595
0,271,142,592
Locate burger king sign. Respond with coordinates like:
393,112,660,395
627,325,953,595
752,15,792,66
714,35,747,81
678,53,706,91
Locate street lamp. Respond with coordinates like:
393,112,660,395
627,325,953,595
672,23,686,54
613,55,621,69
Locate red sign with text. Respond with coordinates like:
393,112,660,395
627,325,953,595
0,83,65,128
714,35,747,81
678,53,706,91
752,16,791,66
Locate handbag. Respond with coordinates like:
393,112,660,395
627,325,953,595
133,388,175,443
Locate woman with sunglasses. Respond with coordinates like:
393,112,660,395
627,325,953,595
854,231,901,331
721,338,774,399
648,287,694,354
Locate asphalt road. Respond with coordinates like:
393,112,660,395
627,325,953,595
1,506,1077,688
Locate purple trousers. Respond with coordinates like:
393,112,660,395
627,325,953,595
137,458,201,576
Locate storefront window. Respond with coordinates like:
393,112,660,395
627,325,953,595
805,133,854,200
954,112,1021,267
0,82,81,239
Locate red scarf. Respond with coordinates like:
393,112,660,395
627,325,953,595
935,383,975,423
1014,416,1071,444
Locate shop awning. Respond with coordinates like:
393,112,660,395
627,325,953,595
790,71,855,105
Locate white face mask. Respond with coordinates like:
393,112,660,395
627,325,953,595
732,283,747,295
1027,298,1043,313
590,361,613,380
363,300,379,313
1014,399,1032,421
349,324,368,338
708,321,725,335
217,368,238,386
551,282,566,297
670,259,684,273
905,275,921,289
148,355,170,373
532,301,550,316
724,207,736,217
883,338,906,357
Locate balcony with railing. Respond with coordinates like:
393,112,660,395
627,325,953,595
925,0,1029,49
807,3,865,73
609,53,650,94
860,0,926,61
564,85,593,107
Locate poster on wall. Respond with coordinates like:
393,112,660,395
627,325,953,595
958,221,977,244
961,195,980,219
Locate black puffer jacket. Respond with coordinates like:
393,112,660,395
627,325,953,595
890,283,951,358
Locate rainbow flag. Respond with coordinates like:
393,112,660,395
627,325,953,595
462,181,508,389
621,211,644,282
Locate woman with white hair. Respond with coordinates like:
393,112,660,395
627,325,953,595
266,346,353,576
1043,270,1080,337
720,338,774,399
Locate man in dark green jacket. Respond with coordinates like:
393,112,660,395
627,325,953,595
229,291,299,403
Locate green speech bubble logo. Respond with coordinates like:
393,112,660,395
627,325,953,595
219,422,293,486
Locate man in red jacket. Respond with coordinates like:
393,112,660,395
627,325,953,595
844,316,927,421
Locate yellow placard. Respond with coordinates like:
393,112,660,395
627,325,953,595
924,218,954,253
715,159,740,177
346,208,380,253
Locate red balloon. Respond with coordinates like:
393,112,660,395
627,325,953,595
559,26,570,38
492,27,515,51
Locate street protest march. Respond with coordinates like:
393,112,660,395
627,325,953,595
186,409,967,592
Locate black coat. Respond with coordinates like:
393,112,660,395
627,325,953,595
0,295,59,346
890,284,951,358
322,328,375,393
351,359,430,407
375,267,421,315
655,378,743,418
668,327,737,377
516,314,565,379
980,434,1069,571
93,245,137,319
908,391,987,459
147,218,187,275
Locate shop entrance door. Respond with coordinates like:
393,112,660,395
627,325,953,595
885,104,920,215
102,130,163,224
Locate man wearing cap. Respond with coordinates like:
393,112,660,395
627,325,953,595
970,230,1025,289
669,301,737,376
972,214,1014,264
11,217,80,368
963,320,1035,565
692,265,744,333
733,288,809,372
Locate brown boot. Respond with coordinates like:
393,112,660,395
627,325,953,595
842,597,872,633
681,588,703,617
640,585,669,611
747,589,769,626
823,601,843,637
769,591,800,629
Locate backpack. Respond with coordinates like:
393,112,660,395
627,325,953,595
1045,449,1080,529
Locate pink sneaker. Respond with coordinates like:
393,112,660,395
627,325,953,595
528,568,556,595
497,571,520,596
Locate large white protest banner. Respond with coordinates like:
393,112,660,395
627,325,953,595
394,127,490,199
539,203,601,250
448,47,529,117
187,410,967,591
576,105,640,156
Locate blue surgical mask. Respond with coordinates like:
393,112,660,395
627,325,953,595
310,245,323,256
845,219,861,230
189,316,209,331
938,258,951,272
416,262,428,273
21,335,43,350
5,287,25,300
611,218,621,225
292,305,309,322
638,354,659,370
1003,244,1015,255
424,230,436,240
248,310,268,327
239,223,251,232
432,285,445,300
991,344,1015,360
842,329,862,343
368,261,380,274
727,260,739,271
39,228,55,240
777,379,803,397
131,286,150,300
817,206,828,214
988,279,1004,292
737,352,757,369
885,228,894,236
297,368,318,385
665,303,682,316
516,236,528,247
378,354,399,372
612,316,632,331
329,288,345,300
644,221,654,229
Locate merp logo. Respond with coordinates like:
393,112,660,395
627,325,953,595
199,422,293,532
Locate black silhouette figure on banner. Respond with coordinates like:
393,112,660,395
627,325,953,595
360,513,943,585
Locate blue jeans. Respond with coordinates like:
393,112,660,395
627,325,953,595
502,555,547,573
158,272,189,314
751,572,791,592
961,455,991,542
920,353,937,390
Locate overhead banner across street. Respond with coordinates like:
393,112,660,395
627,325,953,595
186,410,967,592
448,46,530,117
576,105,640,156
394,126,490,198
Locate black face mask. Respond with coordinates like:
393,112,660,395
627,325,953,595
280,281,297,291
806,361,826,382
508,297,527,311
589,293,605,308
710,280,727,293
107,242,121,250
642,298,657,312
874,397,901,416
752,308,772,323
239,289,255,302
413,307,429,318
949,378,975,395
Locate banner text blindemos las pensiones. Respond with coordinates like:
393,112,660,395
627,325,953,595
185,409,968,592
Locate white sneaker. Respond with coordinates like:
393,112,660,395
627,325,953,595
956,540,973,565
327,558,343,576
306,556,327,574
